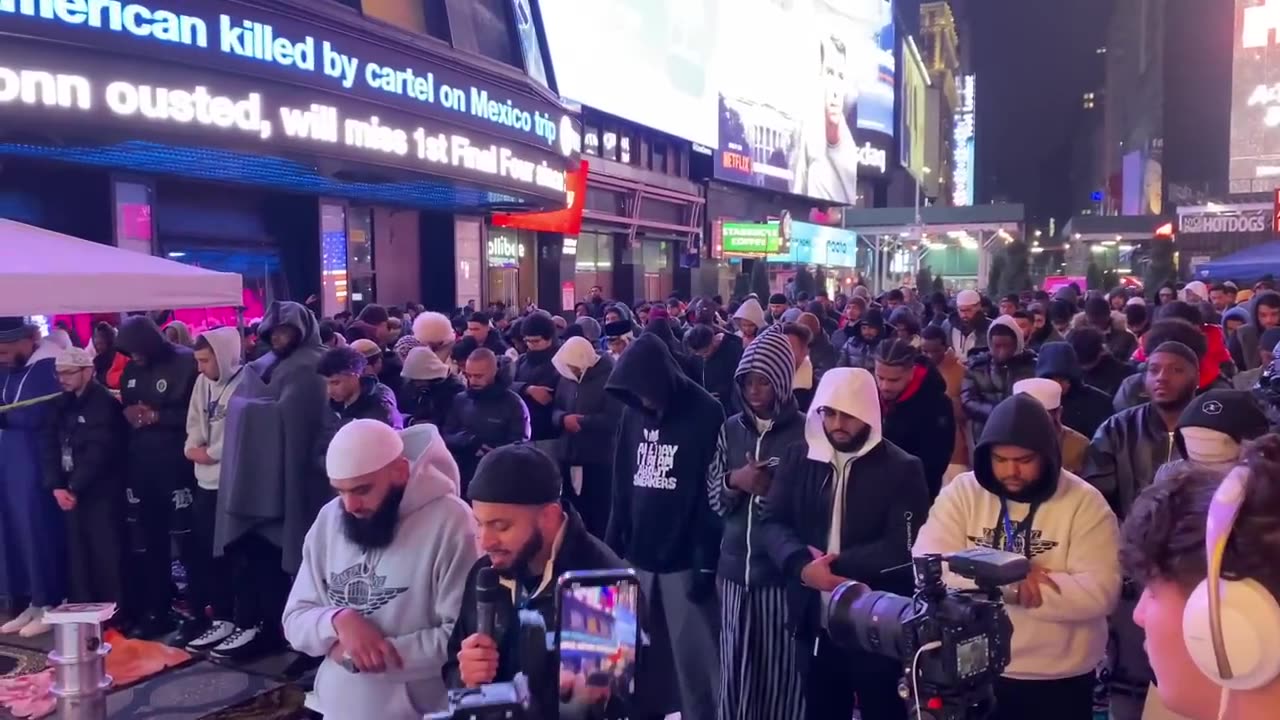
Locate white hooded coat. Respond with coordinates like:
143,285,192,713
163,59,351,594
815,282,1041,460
282,424,478,719
185,326,245,490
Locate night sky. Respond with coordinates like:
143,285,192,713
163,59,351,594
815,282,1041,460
964,0,1116,229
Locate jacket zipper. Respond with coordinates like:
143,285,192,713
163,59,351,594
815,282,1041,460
1166,431,1175,463
744,427,769,588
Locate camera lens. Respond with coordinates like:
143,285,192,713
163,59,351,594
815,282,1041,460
826,581,916,663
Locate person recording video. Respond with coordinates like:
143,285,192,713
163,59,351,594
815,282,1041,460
443,444,627,718
1121,434,1280,720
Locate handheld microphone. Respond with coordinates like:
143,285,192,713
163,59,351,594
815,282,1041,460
476,566,501,640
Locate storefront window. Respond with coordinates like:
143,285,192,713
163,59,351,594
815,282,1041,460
572,232,614,302
347,207,375,307
602,130,618,161
113,179,154,255
455,217,483,310
651,141,668,174
486,228,537,310
640,240,672,301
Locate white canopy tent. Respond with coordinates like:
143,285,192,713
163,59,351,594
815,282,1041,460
0,218,243,315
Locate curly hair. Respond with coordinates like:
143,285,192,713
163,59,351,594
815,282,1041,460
1122,435,1280,598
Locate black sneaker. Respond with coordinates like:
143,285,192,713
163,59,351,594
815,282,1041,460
172,618,210,648
210,625,282,662
186,620,237,652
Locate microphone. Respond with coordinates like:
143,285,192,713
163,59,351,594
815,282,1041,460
476,566,501,640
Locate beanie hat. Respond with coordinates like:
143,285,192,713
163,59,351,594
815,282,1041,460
55,347,94,370
1150,341,1199,371
350,338,381,359
0,317,29,343
735,327,795,416
467,444,562,505
769,293,788,305
1174,389,1269,462
575,316,602,343
604,320,632,339
861,307,886,330
957,290,981,307
521,312,556,341
394,334,423,361
413,312,455,345
326,419,403,481
401,346,451,381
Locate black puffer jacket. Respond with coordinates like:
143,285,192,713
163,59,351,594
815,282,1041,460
961,351,1037,447
1083,402,1185,519
881,360,956,500
331,376,402,429
441,372,531,490
511,344,562,442
398,376,465,428
1035,342,1115,438
41,380,129,498
699,330,744,416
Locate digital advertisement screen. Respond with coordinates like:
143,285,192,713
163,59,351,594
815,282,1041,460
952,74,976,206
900,36,930,184
1230,0,1280,190
715,0,896,202
539,0,720,148
558,578,639,709
767,220,859,267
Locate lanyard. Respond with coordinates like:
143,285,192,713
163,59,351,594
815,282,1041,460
205,367,243,422
996,498,1040,558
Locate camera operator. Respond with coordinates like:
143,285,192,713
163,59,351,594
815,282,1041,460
914,393,1120,720
1121,435,1280,720
444,444,628,718
758,367,930,720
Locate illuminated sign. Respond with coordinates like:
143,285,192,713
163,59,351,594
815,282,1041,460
721,222,781,255
1179,208,1270,234
1231,0,1280,190
767,221,859,268
486,233,526,267
952,74,976,206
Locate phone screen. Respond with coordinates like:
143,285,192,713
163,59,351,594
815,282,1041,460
557,576,640,706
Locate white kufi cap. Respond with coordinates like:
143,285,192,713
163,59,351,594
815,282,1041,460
326,419,404,481
1013,378,1062,411
957,289,981,307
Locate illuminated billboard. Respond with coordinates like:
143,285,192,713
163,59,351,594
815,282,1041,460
1230,0,1280,190
952,74,976,206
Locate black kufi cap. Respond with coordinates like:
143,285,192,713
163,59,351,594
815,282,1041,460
467,444,562,505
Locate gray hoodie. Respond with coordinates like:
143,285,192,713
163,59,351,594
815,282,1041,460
185,327,244,490
283,424,478,719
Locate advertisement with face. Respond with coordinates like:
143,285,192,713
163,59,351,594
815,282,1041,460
1230,0,1280,191
715,0,895,203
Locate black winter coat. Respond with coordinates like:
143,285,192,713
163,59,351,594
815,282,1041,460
961,350,1037,445
441,373,531,489
551,354,621,467
881,361,956,499
700,331,744,416
1082,354,1137,397
1083,403,1184,519
398,376,465,428
759,438,929,636
331,376,402,428
511,345,562,441
116,319,197,489
41,381,129,498
1061,382,1115,439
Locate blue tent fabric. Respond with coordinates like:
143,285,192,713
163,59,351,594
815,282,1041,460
1195,241,1280,284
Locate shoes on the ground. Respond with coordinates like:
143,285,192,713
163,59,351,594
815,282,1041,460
186,620,238,652
16,607,52,638
0,606,40,634
210,625,283,662
172,617,211,648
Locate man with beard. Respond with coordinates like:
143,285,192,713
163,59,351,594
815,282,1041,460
446,444,626,718
915,394,1119,720
284,419,476,719
0,320,65,638
441,348,530,494
115,315,198,637
758,367,929,720
707,330,806,720
962,316,1038,449
875,339,956,500
605,333,724,720
510,312,561,444
767,293,790,326
837,306,885,370
215,301,331,660
1084,340,1199,720
585,285,609,320
942,290,992,361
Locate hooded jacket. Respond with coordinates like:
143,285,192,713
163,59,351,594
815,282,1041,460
837,309,885,370
941,311,991,360
185,327,245,490
215,301,331,575
605,333,725,573
511,339,562,442
283,424,478,719
1228,290,1280,371
734,298,767,339
1083,402,1186,519
758,368,929,635
440,370,531,492
881,359,956,499
914,394,1120,680
707,330,805,587
961,316,1037,447
550,337,620,467
117,316,199,485
699,329,745,416
1035,342,1114,439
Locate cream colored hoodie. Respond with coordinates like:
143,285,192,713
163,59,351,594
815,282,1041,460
185,327,245,490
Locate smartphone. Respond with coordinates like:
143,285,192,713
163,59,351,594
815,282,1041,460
555,569,641,708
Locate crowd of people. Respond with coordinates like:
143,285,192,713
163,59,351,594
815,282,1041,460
1,274,1279,720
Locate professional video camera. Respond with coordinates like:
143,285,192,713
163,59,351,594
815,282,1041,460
826,547,1029,720
426,570,641,720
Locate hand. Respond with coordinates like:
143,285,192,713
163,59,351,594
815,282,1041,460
801,552,847,592
123,404,146,428
457,633,500,688
563,414,584,433
1013,566,1061,608
185,447,213,465
526,386,553,406
53,489,77,511
728,454,772,495
332,609,401,674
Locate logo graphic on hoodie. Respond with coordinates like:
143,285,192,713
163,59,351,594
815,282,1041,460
327,557,409,616
969,523,1059,559
633,428,679,490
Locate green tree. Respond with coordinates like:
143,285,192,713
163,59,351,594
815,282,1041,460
987,254,1004,296
1143,237,1177,300
997,241,1032,296
749,260,771,300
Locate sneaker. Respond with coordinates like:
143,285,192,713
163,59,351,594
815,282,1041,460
186,620,237,652
211,625,281,662
172,617,211,648
0,606,39,634
17,607,51,638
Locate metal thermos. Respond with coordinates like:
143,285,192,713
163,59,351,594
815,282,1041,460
48,620,111,720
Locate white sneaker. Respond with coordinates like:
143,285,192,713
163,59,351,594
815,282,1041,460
210,625,259,657
17,607,51,638
1,606,39,634
187,620,237,651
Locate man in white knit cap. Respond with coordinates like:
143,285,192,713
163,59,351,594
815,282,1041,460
283,419,477,719
942,289,991,362
413,312,458,370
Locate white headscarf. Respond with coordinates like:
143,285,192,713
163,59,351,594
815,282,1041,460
552,336,601,383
